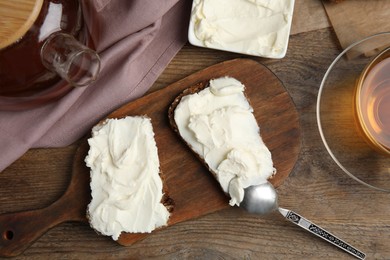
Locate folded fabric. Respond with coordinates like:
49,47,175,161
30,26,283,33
0,0,192,172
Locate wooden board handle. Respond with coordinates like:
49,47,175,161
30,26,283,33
0,193,89,258
0,207,59,257
0,140,90,257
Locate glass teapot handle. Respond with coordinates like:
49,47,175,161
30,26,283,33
41,32,101,87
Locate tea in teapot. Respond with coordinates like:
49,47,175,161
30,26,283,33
0,0,100,108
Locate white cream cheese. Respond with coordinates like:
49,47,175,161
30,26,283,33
174,77,275,206
85,116,170,240
189,0,295,58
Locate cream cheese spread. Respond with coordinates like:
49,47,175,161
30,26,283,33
174,77,275,206
85,116,170,240
189,0,295,58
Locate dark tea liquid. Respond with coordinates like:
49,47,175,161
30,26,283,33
355,50,390,155
0,0,81,97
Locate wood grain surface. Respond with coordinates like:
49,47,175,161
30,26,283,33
0,0,43,49
0,142,90,257
1,2,390,259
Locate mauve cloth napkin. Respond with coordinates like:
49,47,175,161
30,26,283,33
0,0,192,172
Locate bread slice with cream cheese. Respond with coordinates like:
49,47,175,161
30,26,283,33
85,116,173,240
169,76,275,206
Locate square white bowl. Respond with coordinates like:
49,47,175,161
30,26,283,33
188,0,295,59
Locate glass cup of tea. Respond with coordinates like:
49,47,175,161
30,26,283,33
354,47,390,156
317,32,390,191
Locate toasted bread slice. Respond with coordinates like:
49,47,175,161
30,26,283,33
168,77,275,206
85,116,173,240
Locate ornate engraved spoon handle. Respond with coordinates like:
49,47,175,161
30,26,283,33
278,207,365,260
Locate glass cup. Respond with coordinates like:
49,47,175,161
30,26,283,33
317,32,390,191
354,47,390,156
41,32,101,87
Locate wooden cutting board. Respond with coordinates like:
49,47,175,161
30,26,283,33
112,58,301,244
0,59,301,257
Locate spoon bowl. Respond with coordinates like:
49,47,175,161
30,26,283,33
241,182,278,215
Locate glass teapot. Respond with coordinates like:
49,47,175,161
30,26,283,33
0,0,100,110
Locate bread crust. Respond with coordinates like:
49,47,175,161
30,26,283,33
168,80,209,132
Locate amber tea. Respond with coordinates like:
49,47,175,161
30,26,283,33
355,48,390,156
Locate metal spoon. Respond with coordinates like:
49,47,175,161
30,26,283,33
240,182,366,260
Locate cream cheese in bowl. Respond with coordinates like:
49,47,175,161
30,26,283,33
188,0,295,58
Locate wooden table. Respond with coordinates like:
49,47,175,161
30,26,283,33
1,1,390,259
